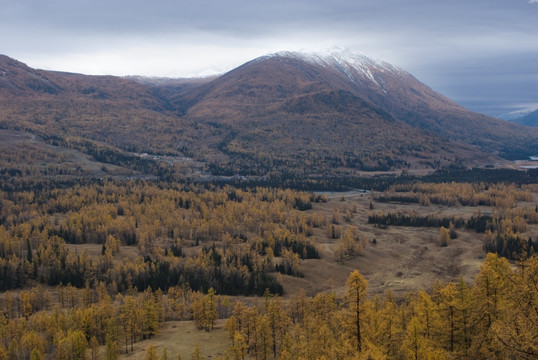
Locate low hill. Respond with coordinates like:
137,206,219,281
0,54,194,155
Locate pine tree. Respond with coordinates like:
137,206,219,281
231,331,247,360
105,318,119,360
29,348,43,360
372,291,403,357
455,277,472,355
205,288,218,331
192,288,218,331
265,296,290,358
142,298,159,339
56,330,87,360
90,336,99,360
0,345,7,360
254,315,272,360
70,330,88,360
490,255,538,357
119,295,139,352
83,281,94,306
401,317,429,360
470,253,511,357
345,270,368,353
439,226,450,247
20,290,32,319
414,290,439,343
190,345,202,360
144,345,159,360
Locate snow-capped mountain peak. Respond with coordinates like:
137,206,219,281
265,49,403,93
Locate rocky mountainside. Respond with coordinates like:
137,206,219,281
0,52,536,178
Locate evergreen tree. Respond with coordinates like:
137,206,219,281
142,298,159,339
190,345,202,360
90,336,99,360
231,332,247,360
0,345,7,360
29,348,43,360
144,345,159,360
105,319,119,360
345,270,368,353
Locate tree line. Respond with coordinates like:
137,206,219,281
375,182,534,207
367,212,465,229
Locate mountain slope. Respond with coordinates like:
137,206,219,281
168,54,485,174
0,52,534,178
169,51,535,173
0,54,198,155
511,109,538,127
253,52,538,159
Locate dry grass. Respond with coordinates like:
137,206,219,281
116,320,231,360
279,190,493,298
63,189,533,357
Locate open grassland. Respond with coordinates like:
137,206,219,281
118,320,230,360
279,190,489,298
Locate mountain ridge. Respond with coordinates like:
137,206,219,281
170,51,536,162
0,52,536,178
510,109,538,127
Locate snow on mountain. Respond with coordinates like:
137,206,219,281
264,49,403,94
498,104,538,121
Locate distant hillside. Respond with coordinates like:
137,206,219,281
0,54,195,155
0,52,536,178
510,109,538,127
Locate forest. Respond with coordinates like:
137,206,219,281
0,181,325,294
0,254,537,359
0,176,536,359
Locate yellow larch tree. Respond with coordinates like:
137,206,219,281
344,270,369,353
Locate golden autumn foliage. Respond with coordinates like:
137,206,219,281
0,177,536,359
0,182,326,296
223,256,538,359
377,182,534,208
0,253,536,359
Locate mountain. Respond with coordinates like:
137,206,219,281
0,54,196,155
510,109,538,127
167,52,474,173
170,51,537,170
0,51,536,179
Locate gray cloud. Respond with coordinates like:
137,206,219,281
418,52,538,116
1,0,537,116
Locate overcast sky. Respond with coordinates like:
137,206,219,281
1,0,537,117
